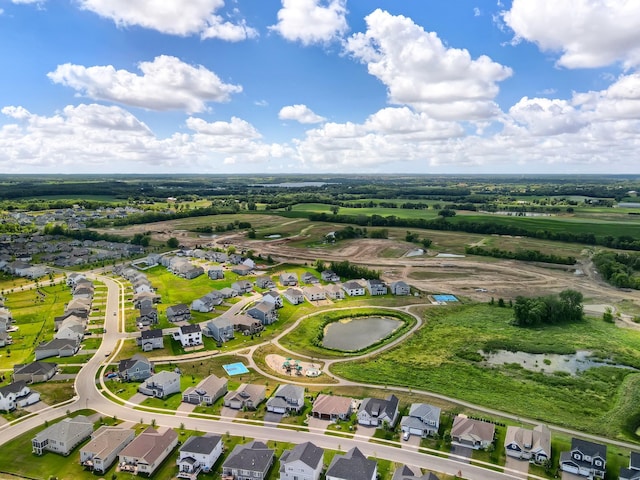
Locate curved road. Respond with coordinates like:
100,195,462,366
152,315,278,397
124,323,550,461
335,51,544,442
0,273,637,480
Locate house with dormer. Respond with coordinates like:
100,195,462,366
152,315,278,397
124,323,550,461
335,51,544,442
222,441,274,480
560,438,607,479
451,415,495,450
267,384,305,414
357,394,399,428
504,424,551,464
619,452,640,480
279,442,324,480
400,403,441,438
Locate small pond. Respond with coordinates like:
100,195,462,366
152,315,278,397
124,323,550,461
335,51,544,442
322,316,402,351
483,349,636,375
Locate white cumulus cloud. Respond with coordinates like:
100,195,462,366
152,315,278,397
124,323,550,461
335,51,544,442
279,104,327,124
345,9,512,121
502,0,640,69
47,55,242,113
77,0,257,40
270,0,348,45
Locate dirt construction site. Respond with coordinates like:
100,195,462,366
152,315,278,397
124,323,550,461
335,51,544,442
105,218,640,319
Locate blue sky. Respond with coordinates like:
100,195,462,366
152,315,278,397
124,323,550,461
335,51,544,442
1,0,639,174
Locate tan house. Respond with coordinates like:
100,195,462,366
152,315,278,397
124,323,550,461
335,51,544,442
312,394,353,421
80,426,135,474
118,426,178,476
451,415,495,450
504,424,551,464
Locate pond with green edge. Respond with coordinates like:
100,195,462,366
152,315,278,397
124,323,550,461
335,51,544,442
322,316,402,351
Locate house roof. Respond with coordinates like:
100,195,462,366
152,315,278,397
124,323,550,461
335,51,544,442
312,394,352,416
326,447,376,480
36,338,78,351
81,427,134,458
571,437,607,459
140,329,163,340
280,441,323,469
14,361,57,376
392,465,439,480
180,434,222,455
408,403,441,424
166,304,189,316
273,384,304,400
224,383,265,404
343,280,364,290
119,426,178,465
631,451,640,470
223,440,274,472
183,374,227,397
504,425,550,456
451,416,495,444
146,370,179,385
360,394,398,421
33,415,93,444
249,302,275,314
180,324,201,334
0,380,28,397
119,354,152,372
284,287,303,297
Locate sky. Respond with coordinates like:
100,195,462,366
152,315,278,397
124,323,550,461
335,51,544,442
1,0,640,175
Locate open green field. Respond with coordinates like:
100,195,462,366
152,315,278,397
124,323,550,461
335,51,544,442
1,284,71,369
291,202,441,220
331,304,640,442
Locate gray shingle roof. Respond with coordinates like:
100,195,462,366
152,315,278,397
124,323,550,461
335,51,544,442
223,441,274,472
180,434,221,455
326,447,376,480
280,442,323,469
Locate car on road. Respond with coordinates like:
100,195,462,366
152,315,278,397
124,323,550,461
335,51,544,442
105,351,111,357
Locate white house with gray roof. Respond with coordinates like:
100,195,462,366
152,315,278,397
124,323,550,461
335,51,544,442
137,328,164,351
267,384,305,414
177,434,223,479
204,316,234,343
182,374,227,405
326,447,377,480
0,380,40,411
357,394,399,428
279,441,324,480
138,370,181,399
80,426,135,474
400,403,441,438
173,324,202,348
342,280,366,296
32,415,94,456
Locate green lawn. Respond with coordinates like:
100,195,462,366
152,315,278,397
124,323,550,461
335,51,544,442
331,304,640,442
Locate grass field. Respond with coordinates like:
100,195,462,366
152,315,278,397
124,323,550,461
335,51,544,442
330,304,640,441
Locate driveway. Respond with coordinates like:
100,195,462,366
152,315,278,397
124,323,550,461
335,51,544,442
401,433,422,449
128,393,147,404
354,424,377,440
449,444,473,463
504,456,529,478
562,471,585,480
220,407,239,418
264,412,283,425
307,417,330,434
177,402,196,413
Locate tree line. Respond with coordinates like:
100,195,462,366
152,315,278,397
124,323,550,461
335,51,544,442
512,290,584,326
465,246,576,265
592,251,640,289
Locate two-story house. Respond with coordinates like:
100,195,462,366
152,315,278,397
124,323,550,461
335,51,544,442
266,384,305,414
620,451,640,480
118,354,153,382
137,329,164,352
391,281,411,296
166,304,191,323
279,273,298,286
342,280,366,297
283,288,305,305
560,438,607,479
247,302,278,325
204,316,235,343
326,447,377,480
138,370,181,399
366,279,388,296
504,424,551,464
400,403,441,438
279,442,324,480
177,434,223,479
80,427,135,474
357,394,399,428
173,324,203,348
0,380,40,411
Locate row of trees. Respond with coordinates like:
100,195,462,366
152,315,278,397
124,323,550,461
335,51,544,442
313,260,380,280
512,290,584,326
465,246,576,265
592,251,640,289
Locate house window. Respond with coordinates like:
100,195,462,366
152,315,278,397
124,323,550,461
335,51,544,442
595,460,602,467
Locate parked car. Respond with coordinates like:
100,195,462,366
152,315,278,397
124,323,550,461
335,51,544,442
403,431,410,441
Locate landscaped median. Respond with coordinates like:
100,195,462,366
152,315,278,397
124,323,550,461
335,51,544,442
279,307,417,358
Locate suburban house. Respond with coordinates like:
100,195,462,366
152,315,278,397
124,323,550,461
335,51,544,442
256,276,276,289
303,286,326,302
207,266,224,280
138,370,181,399
219,287,238,298
231,264,253,276
262,290,283,308
324,284,345,300
80,426,135,474
247,302,278,325
366,279,388,295
283,288,305,305
504,424,551,464
400,403,441,438
357,394,400,428
325,447,377,480
619,452,640,480
0,380,40,411
266,384,305,414
177,434,223,479
137,306,158,326
279,441,324,480
559,438,607,479
392,465,440,480
232,280,253,295
391,281,411,296
118,354,154,382
54,321,85,342
34,338,79,360
279,272,298,286
321,270,340,282
451,415,495,450
233,314,264,336
222,441,275,480
133,291,161,308
301,272,320,284
118,426,178,476
32,415,94,456
137,329,164,352
182,374,228,405
224,383,266,410
342,280,366,296
13,361,57,383
312,394,353,421
204,316,235,343
54,312,87,332
173,324,203,348
191,292,223,312
166,304,191,323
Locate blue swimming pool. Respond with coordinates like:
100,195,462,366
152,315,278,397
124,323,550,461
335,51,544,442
433,294,459,302
223,362,249,375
